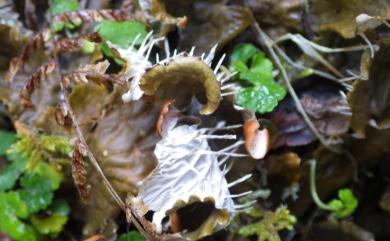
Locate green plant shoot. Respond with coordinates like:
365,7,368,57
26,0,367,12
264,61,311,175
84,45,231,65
309,160,358,218
229,43,286,113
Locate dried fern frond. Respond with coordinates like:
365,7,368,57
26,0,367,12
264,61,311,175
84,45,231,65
5,29,51,82
20,59,56,107
53,9,139,26
72,140,90,201
54,33,101,53
63,60,126,87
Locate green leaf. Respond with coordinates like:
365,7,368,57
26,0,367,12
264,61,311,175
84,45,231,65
229,43,286,113
19,173,53,214
0,162,23,191
229,43,259,65
0,130,16,156
82,39,95,54
31,200,70,236
0,192,29,218
96,21,147,48
249,53,274,84
118,231,146,241
0,192,37,241
100,41,125,65
32,162,62,190
50,0,79,15
328,188,358,218
236,83,286,113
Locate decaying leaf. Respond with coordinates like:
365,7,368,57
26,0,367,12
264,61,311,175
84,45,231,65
54,33,101,53
263,152,301,188
310,0,390,38
52,9,141,28
247,0,304,35
55,101,73,129
140,56,221,115
349,40,390,136
307,218,375,241
177,2,251,53
139,0,187,26
269,83,350,148
68,84,160,236
71,140,90,201
19,59,56,107
4,29,51,82
63,60,125,88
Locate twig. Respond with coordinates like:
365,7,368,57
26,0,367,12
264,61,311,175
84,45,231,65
246,9,341,154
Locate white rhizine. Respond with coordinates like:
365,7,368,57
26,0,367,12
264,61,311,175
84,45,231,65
137,124,249,234
111,32,234,103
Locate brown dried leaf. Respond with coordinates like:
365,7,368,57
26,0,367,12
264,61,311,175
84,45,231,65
20,59,56,107
150,0,251,53
55,101,73,128
247,0,305,37
263,152,301,187
308,218,375,241
53,9,140,26
68,84,160,236
63,60,126,88
269,84,349,148
349,40,390,136
72,140,90,201
179,3,251,53
54,33,101,53
4,29,51,82
139,56,221,115
145,0,187,26
310,0,390,38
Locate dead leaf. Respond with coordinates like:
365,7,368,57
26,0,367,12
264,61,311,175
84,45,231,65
4,28,51,82
151,0,251,53
307,217,375,241
52,9,142,26
269,83,349,148
68,84,160,236
349,40,390,136
263,152,301,187
310,0,390,38
63,60,126,88
20,59,56,107
247,0,305,37
72,140,90,201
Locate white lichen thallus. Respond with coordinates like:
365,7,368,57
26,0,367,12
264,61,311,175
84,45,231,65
109,31,238,104
110,32,260,239
134,120,255,240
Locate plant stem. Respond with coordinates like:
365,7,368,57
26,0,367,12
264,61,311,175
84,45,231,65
309,160,331,210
